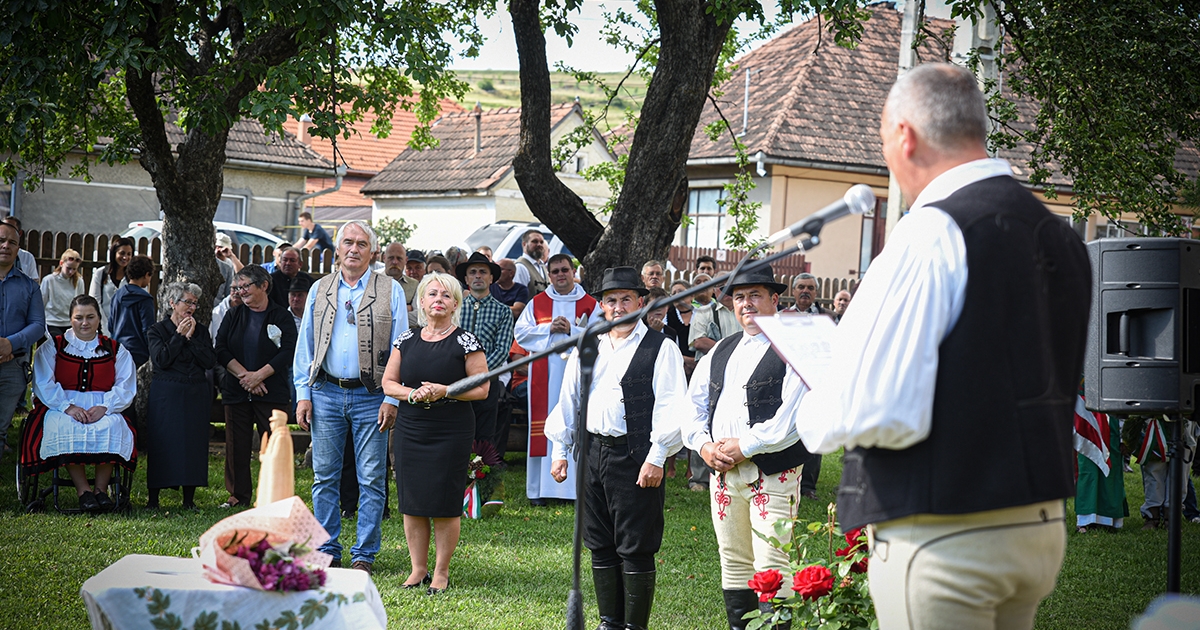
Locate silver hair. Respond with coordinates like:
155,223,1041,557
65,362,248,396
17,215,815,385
641,259,665,272
339,220,379,253
884,63,988,153
414,272,463,327
235,264,273,292
794,272,820,291
161,282,202,318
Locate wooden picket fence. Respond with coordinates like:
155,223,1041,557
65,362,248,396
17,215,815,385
22,230,336,298
664,245,856,309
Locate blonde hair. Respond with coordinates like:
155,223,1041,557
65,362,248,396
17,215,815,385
58,248,82,286
414,272,462,327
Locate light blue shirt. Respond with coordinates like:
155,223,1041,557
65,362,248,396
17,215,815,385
0,264,45,355
293,271,406,406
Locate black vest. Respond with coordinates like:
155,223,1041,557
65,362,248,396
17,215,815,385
837,175,1092,530
706,331,810,476
617,328,668,464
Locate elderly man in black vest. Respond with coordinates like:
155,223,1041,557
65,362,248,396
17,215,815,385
546,267,686,630
681,264,810,629
793,63,1091,629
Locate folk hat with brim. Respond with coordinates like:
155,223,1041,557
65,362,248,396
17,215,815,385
288,275,314,293
725,263,788,295
456,251,502,284
594,266,650,298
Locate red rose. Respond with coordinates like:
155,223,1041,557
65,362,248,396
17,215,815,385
747,569,784,602
844,527,866,550
835,545,869,574
792,565,834,600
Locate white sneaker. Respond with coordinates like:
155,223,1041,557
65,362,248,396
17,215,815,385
1189,516,1200,524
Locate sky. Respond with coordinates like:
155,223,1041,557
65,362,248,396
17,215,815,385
449,0,795,73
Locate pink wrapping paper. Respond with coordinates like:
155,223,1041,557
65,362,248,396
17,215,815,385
196,496,332,589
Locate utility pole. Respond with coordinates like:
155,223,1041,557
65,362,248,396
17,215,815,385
884,0,921,240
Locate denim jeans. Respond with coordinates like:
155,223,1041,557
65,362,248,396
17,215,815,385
310,380,388,564
0,359,29,446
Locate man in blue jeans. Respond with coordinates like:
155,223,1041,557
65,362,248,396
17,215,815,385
0,221,44,455
294,220,405,573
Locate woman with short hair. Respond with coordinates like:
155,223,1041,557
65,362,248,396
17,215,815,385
214,265,297,508
383,272,490,594
146,282,216,509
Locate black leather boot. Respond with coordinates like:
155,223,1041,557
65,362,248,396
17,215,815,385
723,588,758,630
623,571,656,630
593,566,625,630
758,601,792,630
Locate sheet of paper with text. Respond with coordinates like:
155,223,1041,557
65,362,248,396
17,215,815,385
753,313,837,391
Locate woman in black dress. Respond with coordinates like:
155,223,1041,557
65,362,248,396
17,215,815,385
383,272,490,595
146,282,216,509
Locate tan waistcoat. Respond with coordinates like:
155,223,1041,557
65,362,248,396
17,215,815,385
307,271,395,393
516,256,549,296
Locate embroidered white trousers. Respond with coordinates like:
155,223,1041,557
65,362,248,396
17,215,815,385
710,460,801,589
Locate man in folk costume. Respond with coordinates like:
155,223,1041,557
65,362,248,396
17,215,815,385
512,229,550,297
545,266,686,630
456,252,515,446
680,264,810,630
514,253,601,505
793,64,1091,629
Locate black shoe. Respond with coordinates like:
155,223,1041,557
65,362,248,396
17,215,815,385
403,573,432,589
78,491,100,512
145,500,160,509
182,502,199,512
341,509,356,519
426,586,446,596
329,558,343,568
529,498,548,507
94,491,115,512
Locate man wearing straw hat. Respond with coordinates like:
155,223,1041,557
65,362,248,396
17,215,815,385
546,266,686,630
680,263,811,629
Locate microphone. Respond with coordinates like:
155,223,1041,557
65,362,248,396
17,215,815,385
765,184,876,247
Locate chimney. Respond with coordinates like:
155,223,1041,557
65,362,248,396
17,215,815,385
473,102,483,156
297,113,312,143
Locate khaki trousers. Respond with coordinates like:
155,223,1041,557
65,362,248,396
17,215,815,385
868,500,1066,630
710,461,801,589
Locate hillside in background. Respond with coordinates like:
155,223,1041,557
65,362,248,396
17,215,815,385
454,70,647,118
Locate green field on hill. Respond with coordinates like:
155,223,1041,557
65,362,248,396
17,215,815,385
454,70,648,118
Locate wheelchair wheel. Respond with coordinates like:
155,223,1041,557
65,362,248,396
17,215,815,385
15,464,35,507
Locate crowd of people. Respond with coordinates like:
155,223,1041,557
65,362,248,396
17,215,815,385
3,63,1193,630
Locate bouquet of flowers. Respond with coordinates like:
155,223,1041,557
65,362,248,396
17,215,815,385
225,533,327,592
197,496,334,591
464,440,505,519
745,502,876,629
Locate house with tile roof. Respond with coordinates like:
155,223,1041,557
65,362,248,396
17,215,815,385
289,99,465,223
12,117,335,238
684,3,1200,280
361,102,614,251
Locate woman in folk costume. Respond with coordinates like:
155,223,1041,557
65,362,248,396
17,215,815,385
22,294,137,512
513,253,602,505
1073,392,1128,532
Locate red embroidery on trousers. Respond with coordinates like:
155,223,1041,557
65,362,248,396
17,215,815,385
714,473,731,521
749,472,770,519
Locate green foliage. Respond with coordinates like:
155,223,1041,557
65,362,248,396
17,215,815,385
478,78,495,92
952,0,1200,234
0,0,485,188
371,216,415,247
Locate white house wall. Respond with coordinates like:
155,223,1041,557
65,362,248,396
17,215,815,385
372,196,498,251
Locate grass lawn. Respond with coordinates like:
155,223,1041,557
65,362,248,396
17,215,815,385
0,440,1197,629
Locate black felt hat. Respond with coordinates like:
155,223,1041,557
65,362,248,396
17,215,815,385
456,251,502,284
594,266,649,297
725,262,788,295
288,275,314,293
407,249,426,263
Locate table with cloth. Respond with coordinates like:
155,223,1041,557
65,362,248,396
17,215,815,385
80,555,386,630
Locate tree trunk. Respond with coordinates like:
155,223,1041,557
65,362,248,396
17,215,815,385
510,0,731,291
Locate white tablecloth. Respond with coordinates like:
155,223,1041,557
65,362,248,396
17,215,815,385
80,554,386,630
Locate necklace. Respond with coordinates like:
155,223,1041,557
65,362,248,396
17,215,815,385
429,323,454,337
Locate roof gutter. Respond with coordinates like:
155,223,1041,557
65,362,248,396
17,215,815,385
686,155,890,177
225,158,336,177
294,164,348,212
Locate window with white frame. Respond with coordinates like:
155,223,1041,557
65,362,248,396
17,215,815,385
679,188,728,248
214,194,248,223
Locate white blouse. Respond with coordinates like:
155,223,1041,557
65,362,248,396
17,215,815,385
33,330,136,414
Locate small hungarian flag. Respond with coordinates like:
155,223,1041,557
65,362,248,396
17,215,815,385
1073,396,1110,476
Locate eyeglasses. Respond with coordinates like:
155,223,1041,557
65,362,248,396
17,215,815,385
231,283,253,294
345,299,356,325
180,299,199,307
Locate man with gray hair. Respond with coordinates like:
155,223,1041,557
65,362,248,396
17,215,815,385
792,63,1091,628
294,219,407,574
784,273,824,316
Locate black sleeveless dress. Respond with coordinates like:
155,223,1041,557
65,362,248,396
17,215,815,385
392,326,482,517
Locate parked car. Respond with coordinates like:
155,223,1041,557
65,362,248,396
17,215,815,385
462,221,573,261
122,220,286,251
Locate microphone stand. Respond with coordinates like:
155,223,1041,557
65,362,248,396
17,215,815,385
444,241,812,630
